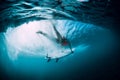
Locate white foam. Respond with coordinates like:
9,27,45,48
4,20,73,60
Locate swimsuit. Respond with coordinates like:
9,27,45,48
62,40,68,46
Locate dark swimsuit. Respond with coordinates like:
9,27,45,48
61,39,68,46
56,37,68,46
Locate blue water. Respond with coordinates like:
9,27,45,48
0,20,115,80
0,1,116,80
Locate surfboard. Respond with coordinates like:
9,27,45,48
47,48,75,59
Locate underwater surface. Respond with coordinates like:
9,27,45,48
0,0,119,80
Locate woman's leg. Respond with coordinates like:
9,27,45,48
52,23,63,43
36,31,47,36
36,31,54,41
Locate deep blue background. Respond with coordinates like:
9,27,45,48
0,0,120,80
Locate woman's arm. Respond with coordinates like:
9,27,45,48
68,40,74,53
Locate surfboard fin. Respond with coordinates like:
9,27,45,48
47,57,51,62
46,54,51,62
56,58,59,62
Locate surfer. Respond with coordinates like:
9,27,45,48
36,21,74,53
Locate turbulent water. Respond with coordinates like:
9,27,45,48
0,0,116,79
0,1,112,60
